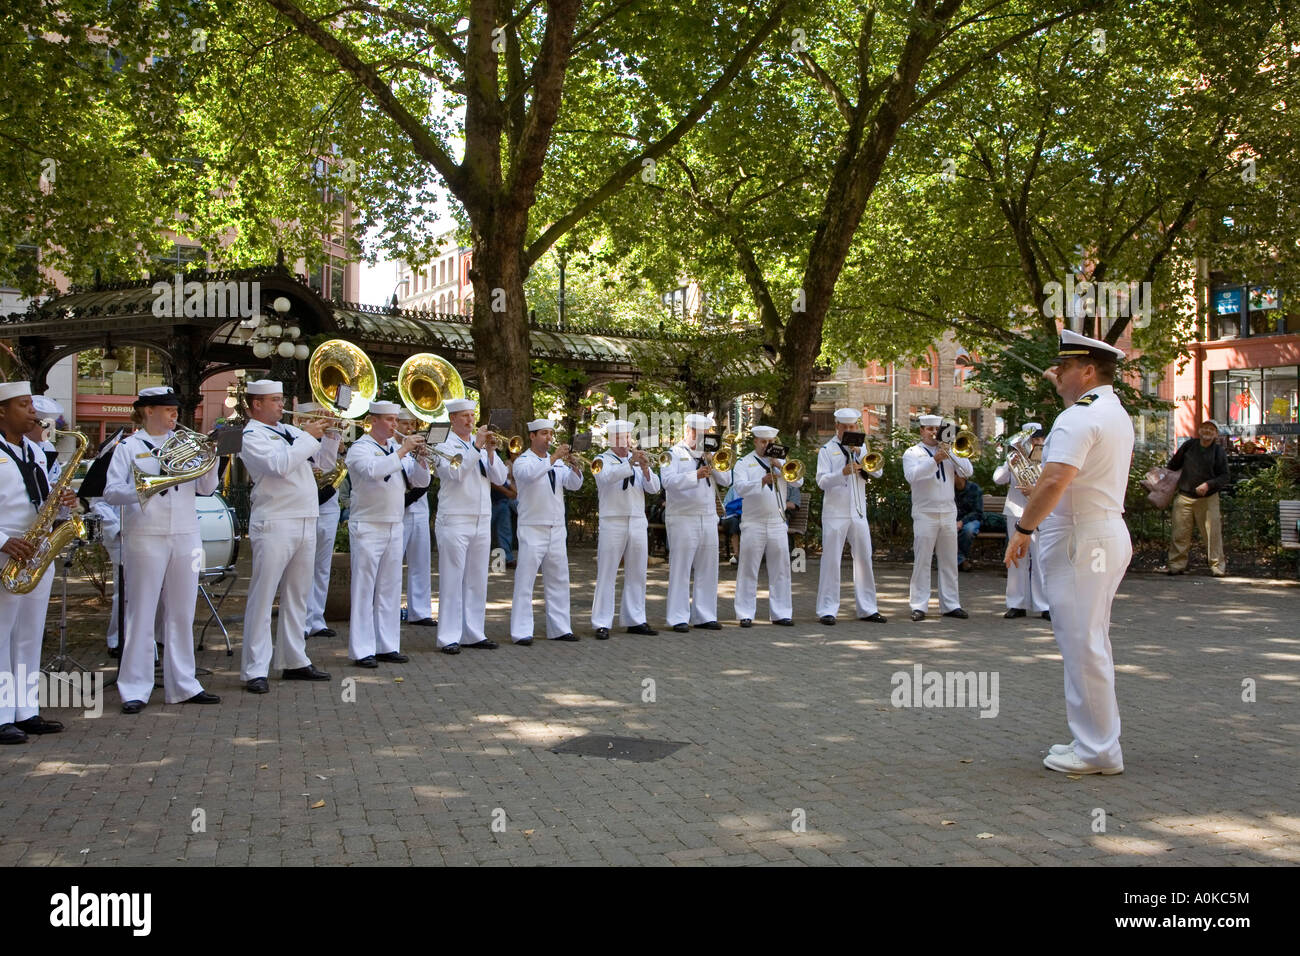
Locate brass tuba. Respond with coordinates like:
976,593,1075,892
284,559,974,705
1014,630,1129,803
397,352,465,422
134,425,219,508
1,429,88,594
309,339,378,419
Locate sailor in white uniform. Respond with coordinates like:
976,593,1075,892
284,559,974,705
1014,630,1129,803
815,408,887,624
0,382,74,742
300,402,342,639
511,419,584,644
994,423,1049,619
237,380,335,692
432,397,505,653
1006,330,1133,775
661,413,732,632
397,410,435,627
344,400,429,667
103,386,220,713
589,419,661,639
903,413,973,621
732,426,802,626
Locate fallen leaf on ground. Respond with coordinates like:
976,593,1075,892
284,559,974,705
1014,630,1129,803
310,799,326,809
394,677,403,683
941,820,956,826
1066,774,1082,780
523,829,535,836
976,832,994,839
259,764,268,770
959,759,973,764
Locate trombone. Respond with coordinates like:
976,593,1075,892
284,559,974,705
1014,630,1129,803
940,429,980,460
706,432,738,471
566,452,604,475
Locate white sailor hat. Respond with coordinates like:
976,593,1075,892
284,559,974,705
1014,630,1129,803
135,386,179,407
296,402,321,413
1055,328,1125,362
368,400,401,416
0,381,32,403
397,408,415,421
1021,421,1042,436
834,408,861,424
752,425,779,440
606,419,633,436
444,398,475,414
245,379,283,396
918,414,944,428
527,418,555,432
685,413,715,430
32,395,64,419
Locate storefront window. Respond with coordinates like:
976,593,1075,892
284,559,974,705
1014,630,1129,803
1262,366,1298,425
1214,365,1299,456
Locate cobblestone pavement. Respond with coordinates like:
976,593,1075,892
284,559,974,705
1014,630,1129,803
2,553,1297,866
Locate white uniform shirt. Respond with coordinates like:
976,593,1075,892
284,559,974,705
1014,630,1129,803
435,432,506,517
1040,385,1133,529
0,435,51,552
816,437,881,520
103,430,220,534
240,420,334,520
733,450,803,523
594,451,661,518
902,441,972,517
514,449,583,527
661,440,733,517
345,434,429,523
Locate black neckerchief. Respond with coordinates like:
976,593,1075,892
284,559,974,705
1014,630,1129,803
1,436,48,509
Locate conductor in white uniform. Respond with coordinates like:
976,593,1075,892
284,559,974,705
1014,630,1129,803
104,386,221,713
0,382,76,742
903,413,972,621
511,419,584,644
661,413,732,632
237,379,335,692
732,426,801,627
1006,330,1133,775
344,399,429,667
590,419,661,639
994,423,1049,619
815,408,887,625
432,397,505,654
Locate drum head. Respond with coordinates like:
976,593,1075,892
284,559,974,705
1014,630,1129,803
195,493,236,571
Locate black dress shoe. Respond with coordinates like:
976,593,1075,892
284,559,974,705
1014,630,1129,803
0,724,28,744
513,638,532,646
182,691,220,704
1004,608,1027,619
375,652,409,663
671,623,690,633
910,610,926,622
595,627,610,640
440,644,461,654
943,608,969,619
352,656,379,668
1041,611,1051,621
860,612,888,623
626,623,658,635
463,640,499,649
246,677,270,693
406,618,437,627
819,615,836,626
695,621,722,630
739,619,753,628
121,700,146,715
107,645,121,659
15,715,64,734
282,665,331,681
773,618,793,626
308,627,337,638
553,633,580,642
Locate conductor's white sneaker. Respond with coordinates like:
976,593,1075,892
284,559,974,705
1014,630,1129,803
1048,740,1079,755
1043,751,1123,775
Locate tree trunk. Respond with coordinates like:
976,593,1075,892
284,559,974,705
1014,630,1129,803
468,211,534,434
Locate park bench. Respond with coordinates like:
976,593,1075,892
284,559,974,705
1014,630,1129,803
1281,500,1300,572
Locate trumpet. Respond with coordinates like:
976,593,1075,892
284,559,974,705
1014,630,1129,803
420,441,463,472
484,427,524,456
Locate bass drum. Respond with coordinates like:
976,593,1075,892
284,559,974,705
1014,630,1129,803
195,492,238,572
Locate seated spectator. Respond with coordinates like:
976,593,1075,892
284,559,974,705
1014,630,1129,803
954,473,983,571
721,483,742,564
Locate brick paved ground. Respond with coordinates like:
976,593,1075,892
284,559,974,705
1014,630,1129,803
2,551,1297,866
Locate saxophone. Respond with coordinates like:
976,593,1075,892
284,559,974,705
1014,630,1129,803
2,429,89,594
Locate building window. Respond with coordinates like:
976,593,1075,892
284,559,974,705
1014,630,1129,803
863,361,888,384
910,350,936,387
1210,283,1287,339
908,405,932,427
1213,366,1299,429
863,404,888,434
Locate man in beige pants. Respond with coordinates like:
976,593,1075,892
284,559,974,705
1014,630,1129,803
1166,420,1229,577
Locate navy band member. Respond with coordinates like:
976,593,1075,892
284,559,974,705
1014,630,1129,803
732,426,802,626
816,408,887,625
103,386,220,713
590,419,661,639
510,418,584,644
432,397,505,653
238,380,335,692
993,423,1049,619
661,413,732,632
344,400,429,667
0,382,74,741
903,413,972,621
396,410,436,626
301,402,342,639
1005,329,1132,775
